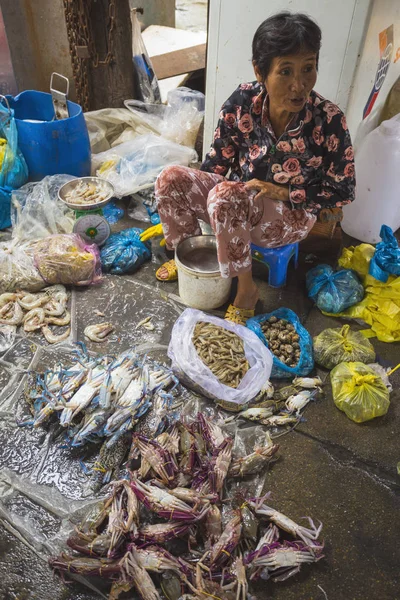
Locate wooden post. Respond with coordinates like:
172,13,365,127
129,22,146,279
88,0,135,110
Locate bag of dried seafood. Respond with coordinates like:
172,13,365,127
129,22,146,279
313,325,375,370
0,240,44,293
34,234,101,286
168,308,273,411
330,362,390,423
246,308,314,379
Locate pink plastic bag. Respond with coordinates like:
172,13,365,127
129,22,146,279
34,234,102,286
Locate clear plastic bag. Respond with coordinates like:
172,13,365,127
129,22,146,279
100,227,151,275
306,264,364,313
369,225,400,283
246,308,314,379
131,8,161,104
124,90,205,149
84,107,159,154
33,234,101,286
330,361,390,423
0,240,44,293
168,308,273,410
92,134,197,198
11,174,75,243
313,325,376,370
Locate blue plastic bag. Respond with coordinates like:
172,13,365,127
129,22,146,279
0,101,28,190
369,225,400,283
100,227,151,275
102,201,124,225
246,308,314,379
306,265,364,314
0,101,28,228
0,187,11,229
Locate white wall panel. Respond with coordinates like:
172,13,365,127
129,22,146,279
204,0,370,154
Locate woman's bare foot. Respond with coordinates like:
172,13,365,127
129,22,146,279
157,266,169,280
155,259,178,282
233,272,259,310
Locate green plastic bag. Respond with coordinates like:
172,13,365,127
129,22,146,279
314,325,376,369
330,362,390,423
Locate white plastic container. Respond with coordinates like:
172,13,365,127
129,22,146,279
175,235,232,310
342,114,400,243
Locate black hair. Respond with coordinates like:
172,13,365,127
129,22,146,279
252,12,322,78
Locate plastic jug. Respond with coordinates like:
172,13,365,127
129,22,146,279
5,90,91,182
341,114,400,243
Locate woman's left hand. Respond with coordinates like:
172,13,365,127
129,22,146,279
245,179,290,202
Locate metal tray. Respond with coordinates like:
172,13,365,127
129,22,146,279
58,176,115,210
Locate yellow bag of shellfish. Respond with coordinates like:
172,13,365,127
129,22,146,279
330,362,390,423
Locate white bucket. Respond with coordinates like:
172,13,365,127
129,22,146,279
175,235,232,310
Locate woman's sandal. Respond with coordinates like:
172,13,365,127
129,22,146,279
156,259,178,282
224,304,255,326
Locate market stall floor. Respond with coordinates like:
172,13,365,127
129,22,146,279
0,225,399,600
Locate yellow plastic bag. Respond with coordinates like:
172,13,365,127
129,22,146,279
325,247,400,342
338,244,375,279
313,325,375,369
0,138,7,169
330,362,390,423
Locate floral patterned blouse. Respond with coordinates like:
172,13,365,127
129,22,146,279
201,82,355,212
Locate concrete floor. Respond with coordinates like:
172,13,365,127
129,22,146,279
0,208,399,600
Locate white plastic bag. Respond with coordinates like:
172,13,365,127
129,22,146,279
11,174,75,243
92,134,197,198
168,309,273,410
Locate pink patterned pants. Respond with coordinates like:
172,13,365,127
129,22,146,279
155,166,316,278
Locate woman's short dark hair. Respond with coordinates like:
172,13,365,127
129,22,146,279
252,12,322,78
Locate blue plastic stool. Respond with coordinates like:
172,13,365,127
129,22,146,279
251,242,299,287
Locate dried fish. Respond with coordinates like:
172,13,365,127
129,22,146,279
192,322,249,389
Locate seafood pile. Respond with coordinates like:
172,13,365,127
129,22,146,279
260,316,301,368
229,377,323,430
50,416,324,599
0,285,71,344
64,179,110,206
84,322,115,343
192,322,249,388
21,346,179,488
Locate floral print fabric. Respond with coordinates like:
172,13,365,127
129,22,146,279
156,166,316,278
201,83,355,212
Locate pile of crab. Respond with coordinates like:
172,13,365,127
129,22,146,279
50,415,324,599
224,377,323,432
20,344,182,490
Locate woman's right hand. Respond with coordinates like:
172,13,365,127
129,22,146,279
139,223,166,246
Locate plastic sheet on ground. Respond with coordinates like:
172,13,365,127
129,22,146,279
0,281,279,598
